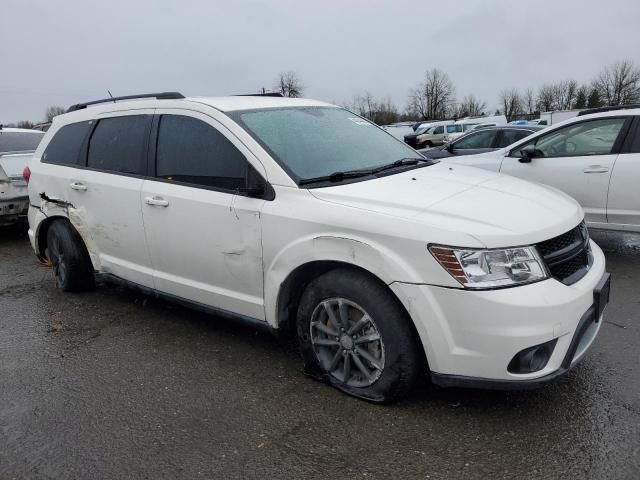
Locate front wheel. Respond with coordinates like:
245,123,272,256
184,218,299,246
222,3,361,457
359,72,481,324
297,269,423,403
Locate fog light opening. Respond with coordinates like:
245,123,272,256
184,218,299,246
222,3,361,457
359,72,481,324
508,339,558,374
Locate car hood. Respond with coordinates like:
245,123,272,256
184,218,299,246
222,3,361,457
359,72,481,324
308,163,583,248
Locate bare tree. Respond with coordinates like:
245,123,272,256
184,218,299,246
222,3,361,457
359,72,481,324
275,71,304,98
347,92,399,125
16,120,35,129
407,68,455,120
553,80,579,110
536,80,578,111
500,88,522,122
45,106,66,122
536,84,556,112
593,60,640,106
523,88,536,114
455,94,487,117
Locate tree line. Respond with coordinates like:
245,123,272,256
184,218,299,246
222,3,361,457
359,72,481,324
274,60,640,124
4,61,639,128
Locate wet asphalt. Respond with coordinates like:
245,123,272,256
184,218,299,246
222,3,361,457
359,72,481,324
0,225,638,480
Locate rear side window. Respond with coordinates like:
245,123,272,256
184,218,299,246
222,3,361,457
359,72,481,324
155,115,248,191
42,122,92,165
497,129,533,148
0,131,45,154
87,116,148,175
455,129,497,149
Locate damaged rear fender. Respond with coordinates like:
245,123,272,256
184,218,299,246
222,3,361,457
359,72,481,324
33,204,101,271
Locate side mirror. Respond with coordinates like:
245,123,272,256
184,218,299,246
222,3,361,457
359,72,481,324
518,144,543,163
446,142,454,153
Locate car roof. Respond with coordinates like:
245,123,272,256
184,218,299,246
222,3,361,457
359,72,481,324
575,107,640,120
472,125,543,132
187,96,335,112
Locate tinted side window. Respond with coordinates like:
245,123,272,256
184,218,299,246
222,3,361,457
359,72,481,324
0,131,45,153
87,116,148,175
497,129,533,148
433,126,444,134
455,129,496,149
42,122,92,166
156,115,248,191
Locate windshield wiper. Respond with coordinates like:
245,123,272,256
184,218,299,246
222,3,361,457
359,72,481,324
299,169,375,186
298,158,431,186
371,158,428,174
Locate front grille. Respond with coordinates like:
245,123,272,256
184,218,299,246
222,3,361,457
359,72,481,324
536,222,591,285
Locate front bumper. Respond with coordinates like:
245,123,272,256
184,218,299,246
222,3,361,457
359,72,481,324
390,240,607,387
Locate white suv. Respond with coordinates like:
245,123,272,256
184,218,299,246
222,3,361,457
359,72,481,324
447,107,640,232
26,92,610,402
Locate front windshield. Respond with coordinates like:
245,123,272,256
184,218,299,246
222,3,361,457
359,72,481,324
231,107,423,182
415,126,431,134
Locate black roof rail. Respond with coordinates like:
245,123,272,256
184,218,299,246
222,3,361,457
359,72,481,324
577,104,640,116
234,92,284,97
66,92,185,113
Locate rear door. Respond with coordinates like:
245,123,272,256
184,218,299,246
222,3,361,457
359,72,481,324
500,117,630,223
70,111,155,287
606,117,640,229
140,110,267,320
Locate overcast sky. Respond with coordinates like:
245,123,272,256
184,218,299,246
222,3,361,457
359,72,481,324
1,0,639,124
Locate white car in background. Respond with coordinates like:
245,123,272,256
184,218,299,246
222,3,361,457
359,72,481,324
446,107,640,232
0,127,45,225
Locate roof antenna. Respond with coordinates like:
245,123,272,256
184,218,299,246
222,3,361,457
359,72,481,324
107,90,115,103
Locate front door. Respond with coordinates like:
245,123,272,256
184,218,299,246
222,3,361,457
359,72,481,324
141,110,266,320
500,117,629,224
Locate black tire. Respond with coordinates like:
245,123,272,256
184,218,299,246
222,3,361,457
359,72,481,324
46,220,95,292
424,141,433,148
297,268,423,403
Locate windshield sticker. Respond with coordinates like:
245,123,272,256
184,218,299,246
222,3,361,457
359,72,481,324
348,117,372,125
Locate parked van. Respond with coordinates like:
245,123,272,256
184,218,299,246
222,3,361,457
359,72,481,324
414,120,456,148
26,92,609,402
447,115,508,142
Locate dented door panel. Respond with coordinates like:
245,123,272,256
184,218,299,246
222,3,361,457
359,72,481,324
140,180,266,320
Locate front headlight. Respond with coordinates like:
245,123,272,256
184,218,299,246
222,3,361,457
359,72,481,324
430,245,548,289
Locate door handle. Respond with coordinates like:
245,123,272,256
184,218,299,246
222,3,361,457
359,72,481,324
583,166,609,174
69,182,87,191
144,196,169,207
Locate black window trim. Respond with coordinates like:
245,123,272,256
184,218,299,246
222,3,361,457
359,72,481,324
147,113,275,200
507,116,633,159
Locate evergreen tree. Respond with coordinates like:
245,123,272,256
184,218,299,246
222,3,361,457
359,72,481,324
587,88,603,108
